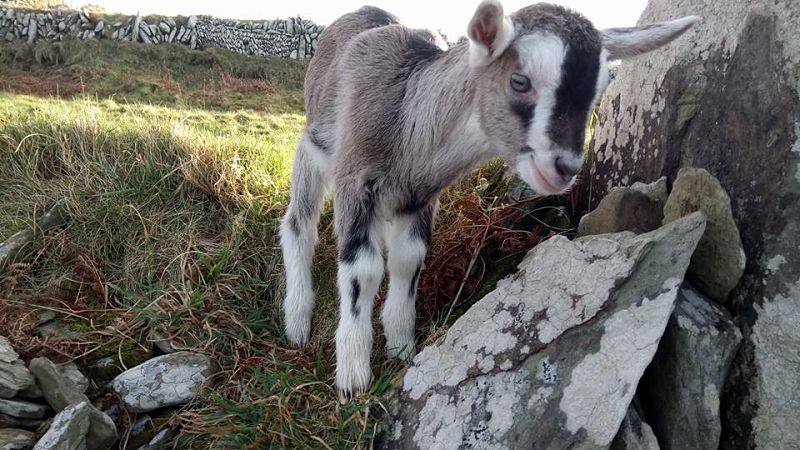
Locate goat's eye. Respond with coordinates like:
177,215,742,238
510,73,532,93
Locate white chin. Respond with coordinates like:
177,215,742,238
515,156,570,195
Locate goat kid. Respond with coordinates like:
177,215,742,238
280,1,698,396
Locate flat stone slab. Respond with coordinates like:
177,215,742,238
386,213,706,449
112,352,214,413
0,397,49,419
0,428,36,450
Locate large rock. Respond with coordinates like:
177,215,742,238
112,352,214,413
639,285,742,449
663,168,745,301
0,429,36,450
579,0,800,446
29,358,117,450
386,213,706,449
33,402,90,450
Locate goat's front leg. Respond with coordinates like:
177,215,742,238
382,203,435,360
333,179,384,396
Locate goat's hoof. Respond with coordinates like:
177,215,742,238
335,367,373,402
284,321,311,347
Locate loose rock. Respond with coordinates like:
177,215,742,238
578,184,664,236
33,402,90,450
663,168,746,301
29,358,117,450
112,352,214,413
0,429,36,450
0,361,35,400
611,403,660,450
0,398,49,419
387,213,706,449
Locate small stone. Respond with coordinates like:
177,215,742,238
0,336,18,363
29,358,117,450
0,361,35,399
0,398,49,419
0,429,35,450
663,168,746,301
33,402,90,450
611,402,659,450
186,16,197,29
578,186,664,236
158,22,169,34
112,352,214,413
94,20,103,32
0,412,44,430
137,427,176,450
59,363,89,394
631,176,668,205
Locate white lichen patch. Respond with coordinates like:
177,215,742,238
559,277,682,447
412,371,528,450
704,384,720,416
766,254,787,274
403,236,636,400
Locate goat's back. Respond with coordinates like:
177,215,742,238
304,6,399,123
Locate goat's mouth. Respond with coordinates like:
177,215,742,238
515,154,571,195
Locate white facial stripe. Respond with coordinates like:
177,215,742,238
515,33,567,156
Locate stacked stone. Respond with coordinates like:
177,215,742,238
0,6,324,58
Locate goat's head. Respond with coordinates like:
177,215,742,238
466,0,698,195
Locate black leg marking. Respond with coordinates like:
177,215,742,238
410,203,434,245
340,179,378,264
287,214,300,235
408,264,421,299
350,278,361,317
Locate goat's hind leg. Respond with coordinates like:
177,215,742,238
333,178,385,396
280,131,327,346
382,203,435,360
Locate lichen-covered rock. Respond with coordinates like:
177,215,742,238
577,184,664,236
33,402,90,450
58,364,88,395
0,336,18,363
0,428,36,450
386,213,706,449
663,168,745,301
112,352,214,413
640,285,742,449
610,403,659,450
0,398,49,419
578,0,800,446
29,358,117,450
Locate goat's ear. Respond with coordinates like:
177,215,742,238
467,0,515,67
601,16,700,60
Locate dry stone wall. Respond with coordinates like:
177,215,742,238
0,5,323,58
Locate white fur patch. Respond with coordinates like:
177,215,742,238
382,214,428,359
335,248,384,394
280,215,318,346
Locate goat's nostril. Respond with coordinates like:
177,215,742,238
554,156,576,180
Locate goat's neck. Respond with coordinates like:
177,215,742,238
402,44,492,183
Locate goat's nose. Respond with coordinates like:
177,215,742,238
554,156,579,181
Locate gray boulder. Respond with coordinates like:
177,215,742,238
639,285,742,449
33,402,90,450
29,358,117,450
386,213,706,449
578,0,800,446
663,168,745,301
112,352,214,413
0,429,36,450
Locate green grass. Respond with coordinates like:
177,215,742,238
0,37,572,448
